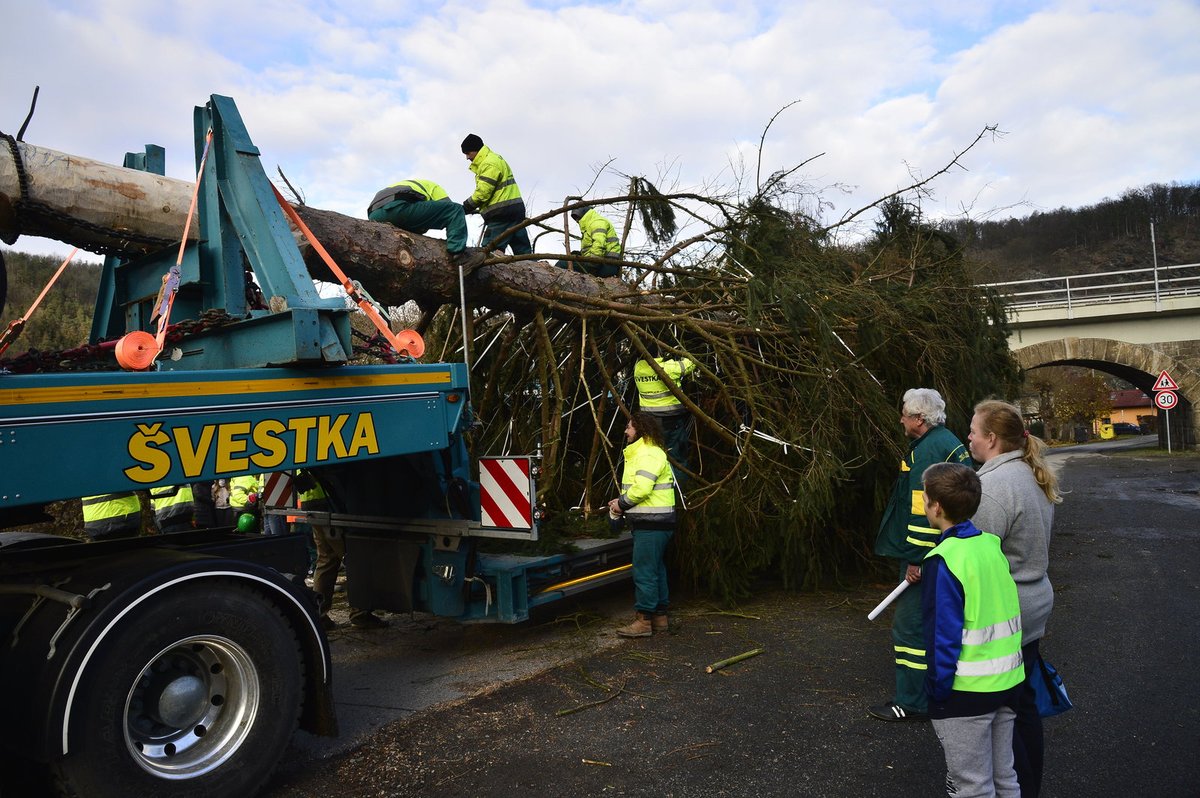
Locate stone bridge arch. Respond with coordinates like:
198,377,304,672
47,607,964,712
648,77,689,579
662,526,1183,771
1014,337,1197,447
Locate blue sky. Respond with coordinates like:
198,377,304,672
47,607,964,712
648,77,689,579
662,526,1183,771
3,0,1198,261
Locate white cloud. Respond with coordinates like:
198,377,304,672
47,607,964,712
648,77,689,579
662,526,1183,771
2,0,1198,262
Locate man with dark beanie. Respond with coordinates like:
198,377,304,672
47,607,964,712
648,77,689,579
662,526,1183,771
460,134,533,256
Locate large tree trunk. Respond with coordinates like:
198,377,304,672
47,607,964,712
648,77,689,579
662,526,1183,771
0,141,647,314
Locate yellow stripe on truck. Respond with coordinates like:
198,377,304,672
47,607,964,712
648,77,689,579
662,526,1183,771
2,370,453,407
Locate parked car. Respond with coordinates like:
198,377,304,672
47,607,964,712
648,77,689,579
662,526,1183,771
1111,422,1143,435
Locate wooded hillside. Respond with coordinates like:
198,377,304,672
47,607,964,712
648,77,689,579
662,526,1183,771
943,181,1200,282
0,251,100,351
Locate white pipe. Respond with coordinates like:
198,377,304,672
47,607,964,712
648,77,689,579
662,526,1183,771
867,580,910,621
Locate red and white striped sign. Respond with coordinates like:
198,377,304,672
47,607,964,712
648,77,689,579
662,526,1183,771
261,472,295,509
480,457,533,530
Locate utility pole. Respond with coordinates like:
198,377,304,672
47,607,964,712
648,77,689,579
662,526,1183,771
1151,221,1161,309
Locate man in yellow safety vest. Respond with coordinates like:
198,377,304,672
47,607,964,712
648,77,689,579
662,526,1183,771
460,134,532,256
81,492,142,541
555,205,622,278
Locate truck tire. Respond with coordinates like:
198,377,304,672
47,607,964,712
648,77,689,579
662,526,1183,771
51,579,304,798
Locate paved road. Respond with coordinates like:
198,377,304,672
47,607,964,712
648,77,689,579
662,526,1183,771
264,442,1200,797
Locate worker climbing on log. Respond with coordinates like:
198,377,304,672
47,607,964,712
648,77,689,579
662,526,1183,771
633,348,698,485
367,178,482,268
555,204,622,277
459,134,533,256
608,411,677,638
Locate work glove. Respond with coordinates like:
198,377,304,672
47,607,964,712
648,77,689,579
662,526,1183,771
462,199,479,214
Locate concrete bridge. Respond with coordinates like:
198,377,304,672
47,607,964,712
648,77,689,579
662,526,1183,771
984,262,1200,447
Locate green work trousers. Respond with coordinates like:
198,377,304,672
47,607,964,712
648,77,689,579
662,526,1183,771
552,257,621,278
890,560,928,713
631,527,672,614
482,217,533,255
369,198,468,254
662,413,694,487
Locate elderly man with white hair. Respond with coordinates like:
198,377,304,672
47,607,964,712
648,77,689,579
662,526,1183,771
869,388,974,723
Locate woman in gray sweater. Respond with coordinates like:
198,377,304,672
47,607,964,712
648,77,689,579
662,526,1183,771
968,399,1062,798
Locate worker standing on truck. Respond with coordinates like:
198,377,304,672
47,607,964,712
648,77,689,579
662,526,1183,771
81,492,142,541
367,179,481,268
608,412,677,638
555,205,622,277
633,351,698,482
460,134,533,256
149,485,195,533
297,476,388,631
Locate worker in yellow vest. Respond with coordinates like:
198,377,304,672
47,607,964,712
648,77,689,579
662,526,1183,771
608,412,677,637
460,134,532,256
633,353,698,481
81,492,142,541
149,485,195,533
368,178,479,268
555,205,622,278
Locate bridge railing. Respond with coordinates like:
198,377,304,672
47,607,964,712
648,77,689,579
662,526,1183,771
982,262,1200,315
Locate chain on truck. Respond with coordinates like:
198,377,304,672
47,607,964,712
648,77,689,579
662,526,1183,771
0,95,634,798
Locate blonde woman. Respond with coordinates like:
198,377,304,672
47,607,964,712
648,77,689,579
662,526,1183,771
968,400,1062,798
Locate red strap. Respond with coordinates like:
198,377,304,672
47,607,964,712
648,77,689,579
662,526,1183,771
270,183,420,358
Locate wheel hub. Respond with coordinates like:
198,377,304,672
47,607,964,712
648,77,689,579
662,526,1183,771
123,635,260,779
155,674,209,729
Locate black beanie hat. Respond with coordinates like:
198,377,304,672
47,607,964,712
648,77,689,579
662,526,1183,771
461,134,484,154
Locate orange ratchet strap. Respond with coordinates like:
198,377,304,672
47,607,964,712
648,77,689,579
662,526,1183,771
117,129,215,371
0,247,79,358
270,182,423,359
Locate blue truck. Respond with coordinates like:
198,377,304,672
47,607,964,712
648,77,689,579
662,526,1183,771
0,95,631,797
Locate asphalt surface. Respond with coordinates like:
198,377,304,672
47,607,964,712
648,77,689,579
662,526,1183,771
263,440,1200,798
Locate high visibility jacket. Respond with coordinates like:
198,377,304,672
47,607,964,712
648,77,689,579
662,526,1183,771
468,145,525,221
634,357,696,416
924,522,1024,697
82,493,141,538
368,178,451,214
617,437,676,528
150,485,194,525
298,479,327,505
229,475,261,510
874,425,973,564
577,209,622,258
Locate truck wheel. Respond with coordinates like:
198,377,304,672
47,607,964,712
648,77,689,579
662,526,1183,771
51,580,304,798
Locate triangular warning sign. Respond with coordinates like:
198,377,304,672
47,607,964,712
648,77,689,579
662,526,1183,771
1153,370,1179,391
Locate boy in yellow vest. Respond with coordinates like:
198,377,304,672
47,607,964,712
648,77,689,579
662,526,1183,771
921,462,1025,797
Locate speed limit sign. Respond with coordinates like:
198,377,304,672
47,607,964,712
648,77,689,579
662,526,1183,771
1155,390,1178,410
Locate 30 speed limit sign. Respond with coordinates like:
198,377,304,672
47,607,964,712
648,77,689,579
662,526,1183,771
1155,390,1178,410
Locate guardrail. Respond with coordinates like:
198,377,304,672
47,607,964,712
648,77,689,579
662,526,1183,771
981,262,1200,315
